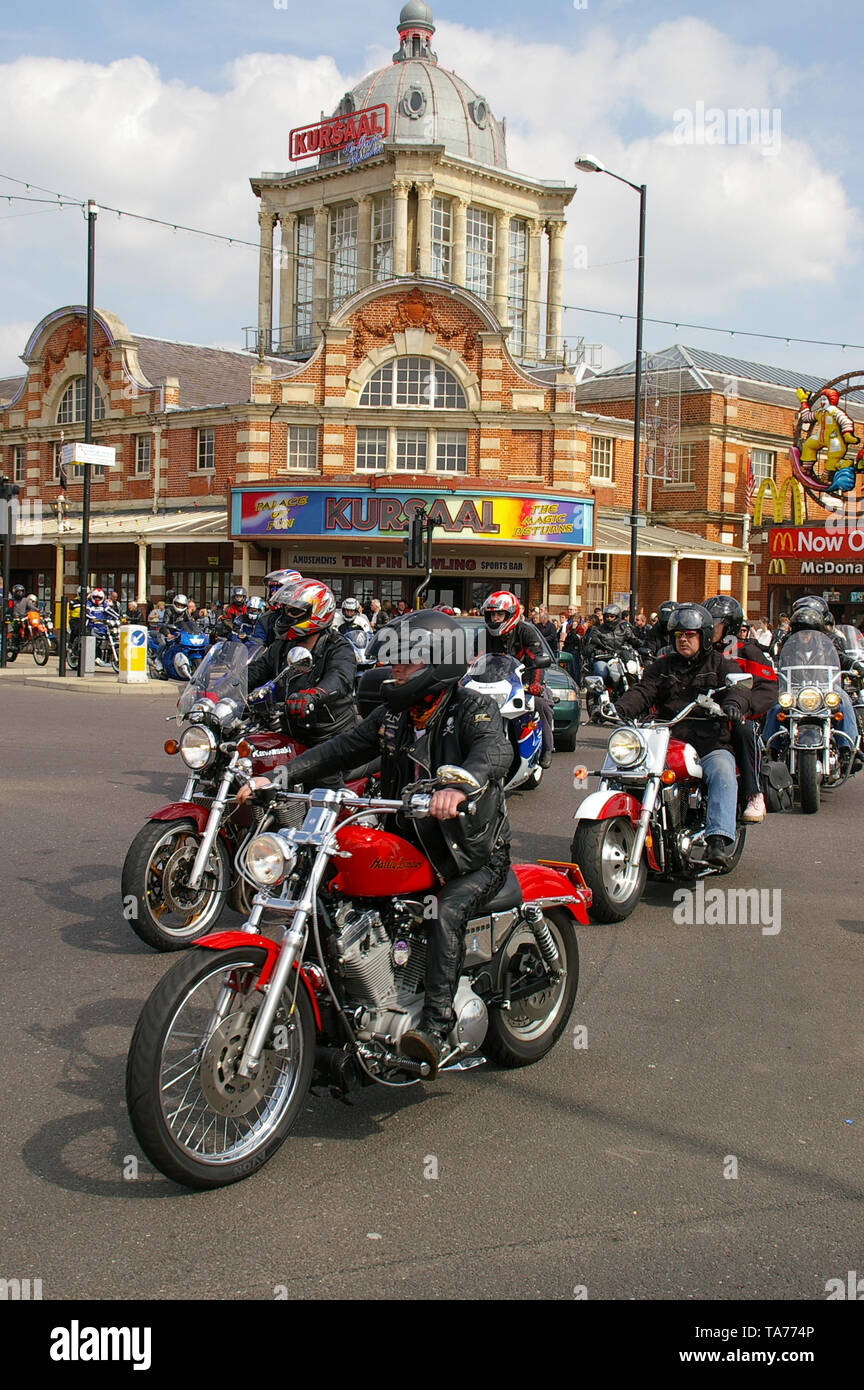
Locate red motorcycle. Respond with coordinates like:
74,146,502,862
125,771,589,1188
121,640,373,950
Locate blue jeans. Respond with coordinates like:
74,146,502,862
700,749,738,842
763,696,858,750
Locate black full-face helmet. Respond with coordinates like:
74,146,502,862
669,602,716,657
378,610,470,711
656,600,679,636
792,595,829,616
703,594,744,640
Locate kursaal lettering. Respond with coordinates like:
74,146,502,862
50,1321,152,1371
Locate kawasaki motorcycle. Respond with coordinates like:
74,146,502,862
125,771,589,1188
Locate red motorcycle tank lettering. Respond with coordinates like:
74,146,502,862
332,825,435,897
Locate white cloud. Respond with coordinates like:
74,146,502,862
0,16,860,377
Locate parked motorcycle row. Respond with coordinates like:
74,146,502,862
118,594,864,1189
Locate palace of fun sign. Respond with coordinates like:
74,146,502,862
289,105,389,161
230,487,594,549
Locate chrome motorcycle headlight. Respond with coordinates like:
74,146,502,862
246,833,292,886
608,728,645,767
778,692,794,709
797,687,823,712
824,691,841,709
179,725,216,770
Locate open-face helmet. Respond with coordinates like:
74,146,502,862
230,586,247,607
481,591,521,636
669,602,715,656
272,579,336,639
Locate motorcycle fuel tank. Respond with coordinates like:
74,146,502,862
332,825,436,897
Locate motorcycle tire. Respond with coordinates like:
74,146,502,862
570,817,647,923
485,910,579,1067
5,639,17,663
798,749,820,814
32,634,50,666
121,819,232,950
126,945,316,1189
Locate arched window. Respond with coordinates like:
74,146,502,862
56,377,106,424
359,357,467,409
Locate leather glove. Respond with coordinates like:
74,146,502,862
724,702,745,727
286,686,326,720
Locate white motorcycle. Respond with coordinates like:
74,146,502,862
460,653,545,791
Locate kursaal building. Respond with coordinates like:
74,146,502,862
4,3,770,615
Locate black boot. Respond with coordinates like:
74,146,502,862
400,1026,446,1078
705,835,731,867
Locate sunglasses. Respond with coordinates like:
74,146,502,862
675,629,700,638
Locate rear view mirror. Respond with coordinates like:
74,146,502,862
725,671,753,688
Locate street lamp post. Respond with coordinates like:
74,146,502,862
575,157,646,624
78,198,98,676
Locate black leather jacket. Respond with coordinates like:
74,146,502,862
585,618,649,662
247,628,358,745
281,685,512,882
615,646,751,757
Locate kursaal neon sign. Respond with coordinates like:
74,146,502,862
290,105,389,161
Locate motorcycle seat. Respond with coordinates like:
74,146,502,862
481,868,522,914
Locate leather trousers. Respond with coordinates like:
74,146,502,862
423,838,511,1035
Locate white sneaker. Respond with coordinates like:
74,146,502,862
743,793,766,823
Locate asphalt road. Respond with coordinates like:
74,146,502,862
1,682,862,1302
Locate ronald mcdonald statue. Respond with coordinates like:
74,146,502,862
796,386,861,494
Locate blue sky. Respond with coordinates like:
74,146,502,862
1,0,862,383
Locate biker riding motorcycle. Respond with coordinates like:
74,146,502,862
763,599,862,762
333,595,372,635
245,579,358,759
255,569,302,644
225,586,248,624
8,583,29,639
585,602,654,674
648,599,680,657
238,608,512,1078
614,603,754,867
704,594,778,823
480,591,555,768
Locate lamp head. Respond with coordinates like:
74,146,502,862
574,155,606,174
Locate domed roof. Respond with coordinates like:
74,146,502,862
333,5,507,171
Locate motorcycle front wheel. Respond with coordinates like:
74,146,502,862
121,819,232,950
126,946,315,1188
798,748,821,814
485,910,579,1067
32,633,49,666
571,817,647,922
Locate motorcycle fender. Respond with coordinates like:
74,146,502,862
792,724,826,749
148,801,210,833
573,790,642,825
194,932,321,1030
512,863,590,925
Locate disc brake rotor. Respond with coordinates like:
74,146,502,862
159,840,212,912
199,1010,278,1117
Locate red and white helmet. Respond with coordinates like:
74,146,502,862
89,588,105,605
481,590,522,636
265,568,301,605
272,579,336,639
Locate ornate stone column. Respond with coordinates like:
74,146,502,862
545,220,565,363
313,205,329,330
277,212,296,352
357,195,373,289
452,197,469,287
416,183,434,276
257,207,276,351
526,217,544,362
393,180,412,276
494,210,510,323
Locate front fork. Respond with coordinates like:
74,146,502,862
628,775,660,871
187,759,238,889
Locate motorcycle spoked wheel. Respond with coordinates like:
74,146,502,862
126,946,316,1188
121,819,232,950
31,633,50,666
5,637,18,663
485,910,579,1066
570,817,647,923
